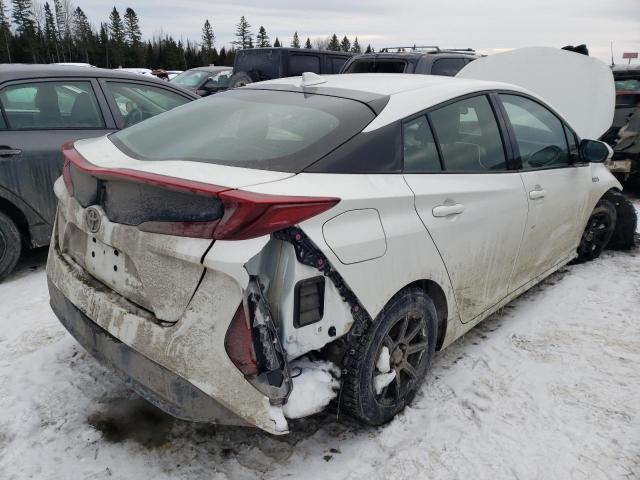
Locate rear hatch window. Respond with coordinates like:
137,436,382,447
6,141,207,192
342,59,407,73
111,89,375,172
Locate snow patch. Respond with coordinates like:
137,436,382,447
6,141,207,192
282,358,340,420
267,404,288,433
374,371,396,395
376,345,391,373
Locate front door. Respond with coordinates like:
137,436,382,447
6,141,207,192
403,94,529,323
497,93,592,290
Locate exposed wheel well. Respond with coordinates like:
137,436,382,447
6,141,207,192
0,198,30,247
403,279,448,351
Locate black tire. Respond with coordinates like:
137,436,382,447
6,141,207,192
576,199,617,263
340,288,437,426
228,71,254,89
0,211,22,281
604,190,637,250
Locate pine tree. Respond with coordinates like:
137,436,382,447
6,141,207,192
123,8,141,46
273,37,281,48
327,34,340,51
43,3,59,61
73,7,93,63
291,31,300,48
365,44,372,54
99,21,109,67
12,0,36,36
305,37,312,49
351,36,361,54
201,19,214,51
256,25,269,47
340,35,351,52
233,15,251,49
109,7,125,66
0,0,12,62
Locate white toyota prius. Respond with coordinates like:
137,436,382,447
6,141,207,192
47,48,637,434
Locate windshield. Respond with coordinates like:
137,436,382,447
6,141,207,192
615,79,640,91
171,70,210,88
111,89,375,172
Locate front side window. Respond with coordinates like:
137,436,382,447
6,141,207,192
111,89,375,173
499,94,570,169
104,82,190,127
430,95,507,171
403,116,441,172
431,58,467,76
0,81,104,129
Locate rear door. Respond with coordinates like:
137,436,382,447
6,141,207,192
403,94,529,323
0,78,114,225
497,93,591,289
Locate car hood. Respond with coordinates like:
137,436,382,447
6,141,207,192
73,135,295,189
456,46,615,140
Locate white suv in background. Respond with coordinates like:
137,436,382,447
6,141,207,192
47,48,636,434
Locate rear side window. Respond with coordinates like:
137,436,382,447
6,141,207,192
0,81,104,129
403,116,441,172
343,59,406,74
112,89,375,173
431,58,467,76
289,54,321,76
430,95,507,171
499,94,570,169
104,82,190,127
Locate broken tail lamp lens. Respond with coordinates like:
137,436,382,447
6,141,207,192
224,303,259,376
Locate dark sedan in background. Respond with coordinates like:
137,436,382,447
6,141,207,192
0,65,198,279
170,66,233,96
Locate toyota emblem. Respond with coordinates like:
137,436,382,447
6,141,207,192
85,207,102,233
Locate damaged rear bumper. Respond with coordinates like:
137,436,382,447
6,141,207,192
49,280,244,425
47,243,289,435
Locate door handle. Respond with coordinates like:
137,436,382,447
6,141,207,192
432,204,465,217
0,147,21,158
529,189,547,200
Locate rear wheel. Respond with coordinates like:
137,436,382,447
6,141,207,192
0,211,22,281
576,199,616,262
340,288,437,426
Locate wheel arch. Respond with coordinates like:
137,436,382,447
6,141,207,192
0,196,30,246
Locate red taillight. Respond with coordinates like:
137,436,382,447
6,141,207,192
62,142,340,240
224,303,258,376
214,190,339,240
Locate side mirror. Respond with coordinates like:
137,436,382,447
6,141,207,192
579,139,612,163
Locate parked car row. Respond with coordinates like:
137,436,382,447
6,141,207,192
0,65,198,278
45,47,636,435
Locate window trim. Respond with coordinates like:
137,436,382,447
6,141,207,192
402,91,514,174
97,78,195,130
0,78,110,131
495,91,582,172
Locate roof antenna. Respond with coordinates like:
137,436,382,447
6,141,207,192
300,72,327,87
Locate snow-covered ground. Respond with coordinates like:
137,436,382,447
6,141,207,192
1,201,639,480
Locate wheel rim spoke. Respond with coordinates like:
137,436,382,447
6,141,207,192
402,361,418,380
405,341,428,355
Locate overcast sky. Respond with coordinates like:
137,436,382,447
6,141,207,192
72,0,639,64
